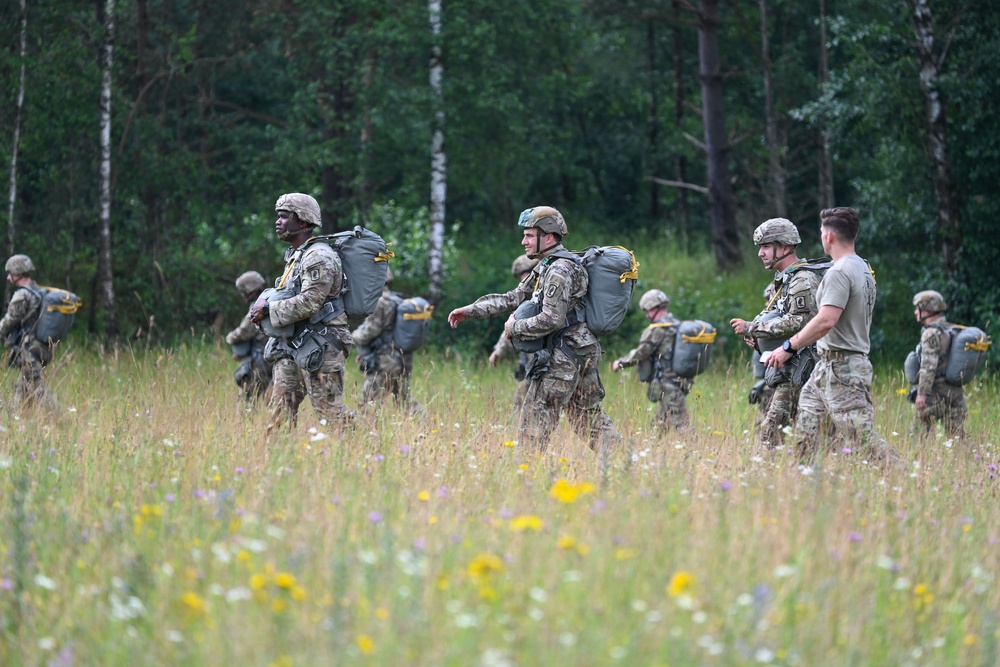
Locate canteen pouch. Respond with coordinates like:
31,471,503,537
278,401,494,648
523,348,552,380
290,327,328,372
647,377,664,402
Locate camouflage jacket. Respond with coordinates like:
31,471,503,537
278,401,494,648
464,245,597,349
917,315,952,395
748,261,823,341
0,281,42,342
616,313,681,378
268,238,352,346
226,311,267,347
492,329,515,358
352,289,400,347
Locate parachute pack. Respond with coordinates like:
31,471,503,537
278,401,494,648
670,320,717,378
510,245,639,352
389,294,433,353
257,226,393,336
904,323,991,386
26,285,82,344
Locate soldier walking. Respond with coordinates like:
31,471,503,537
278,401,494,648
909,290,967,438
488,254,538,410
225,270,273,403
1,254,57,410
730,219,823,449
612,289,692,432
765,207,900,466
251,193,357,431
448,206,621,453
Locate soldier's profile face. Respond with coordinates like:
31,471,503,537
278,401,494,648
276,210,307,240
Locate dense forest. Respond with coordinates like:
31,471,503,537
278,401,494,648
1,0,997,360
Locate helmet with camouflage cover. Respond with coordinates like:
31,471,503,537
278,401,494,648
510,254,539,278
913,290,947,313
517,206,568,237
753,218,801,247
275,193,322,228
638,289,669,311
5,254,35,275
235,271,266,299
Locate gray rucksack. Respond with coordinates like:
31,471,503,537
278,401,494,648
323,227,393,324
391,294,433,352
905,324,991,386
671,320,716,378
26,285,82,344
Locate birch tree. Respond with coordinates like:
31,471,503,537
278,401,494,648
816,0,835,210
98,0,119,336
908,0,961,277
427,0,446,306
6,0,27,267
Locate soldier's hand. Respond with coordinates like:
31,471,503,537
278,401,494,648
915,393,927,409
503,314,516,338
250,297,269,324
448,307,468,328
612,360,622,372
730,317,748,335
489,351,499,367
764,348,790,368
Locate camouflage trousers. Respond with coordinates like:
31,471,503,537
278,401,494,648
913,381,967,439
792,353,898,464
11,337,55,411
266,345,357,432
651,376,692,432
236,358,273,404
758,382,799,449
513,379,529,412
361,350,423,415
519,344,622,453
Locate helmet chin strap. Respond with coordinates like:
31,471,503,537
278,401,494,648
527,234,559,259
764,246,794,270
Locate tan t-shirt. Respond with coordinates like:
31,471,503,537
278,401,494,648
816,253,877,355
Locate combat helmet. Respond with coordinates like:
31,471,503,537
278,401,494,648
275,193,322,228
913,290,947,314
638,289,669,311
5,254,35,275
510,254,539,278
753,218,801,247
517,206,568,237
235,271,266,299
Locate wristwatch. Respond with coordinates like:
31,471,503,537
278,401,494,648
781,339,796,353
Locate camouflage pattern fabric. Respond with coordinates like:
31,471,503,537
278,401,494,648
460,246,620,452
792,353,898,464
227,311,273,402
913,316,967,437
264,237,355,431
352,290,423,413
616,313,692,431
0,283,56,410
748,265,822,447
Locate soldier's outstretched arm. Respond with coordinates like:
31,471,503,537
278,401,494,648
448,307,469,328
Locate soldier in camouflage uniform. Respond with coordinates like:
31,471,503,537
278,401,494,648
226,271,273,403
0,254,56,410
730,219,823,448
910,290,967,438
251,193,357,431
612,289,692,431
488,254,539,410
448,206,621,453
766,207,900,467
351,267,425,414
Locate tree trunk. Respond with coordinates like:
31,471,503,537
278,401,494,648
698,0,741,269
98,0,119,337
6,0,28,303
817,0,835,210
359,47,377,218
759,0,787,218
427,0,447,306
647,21,661,222
909,0,960,276
672,0,690,241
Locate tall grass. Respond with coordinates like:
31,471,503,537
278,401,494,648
1,340,997,666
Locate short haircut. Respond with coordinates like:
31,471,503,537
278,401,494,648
820,207,859,242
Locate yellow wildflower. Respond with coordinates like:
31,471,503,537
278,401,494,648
418,490,430,502
273,572,297,589
549,478,596,504
357,634,375,655
509,515,543,532
181,591,207,615
503,440,516,448
557,535,577,550
667,571,696,598
467,553,504,579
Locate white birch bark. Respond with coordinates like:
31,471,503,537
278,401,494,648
427,0,447,306
98,0,119,335
7,0,28,262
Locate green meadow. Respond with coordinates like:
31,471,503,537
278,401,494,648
1,339,997,666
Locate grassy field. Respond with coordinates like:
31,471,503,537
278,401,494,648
1,341,997,666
